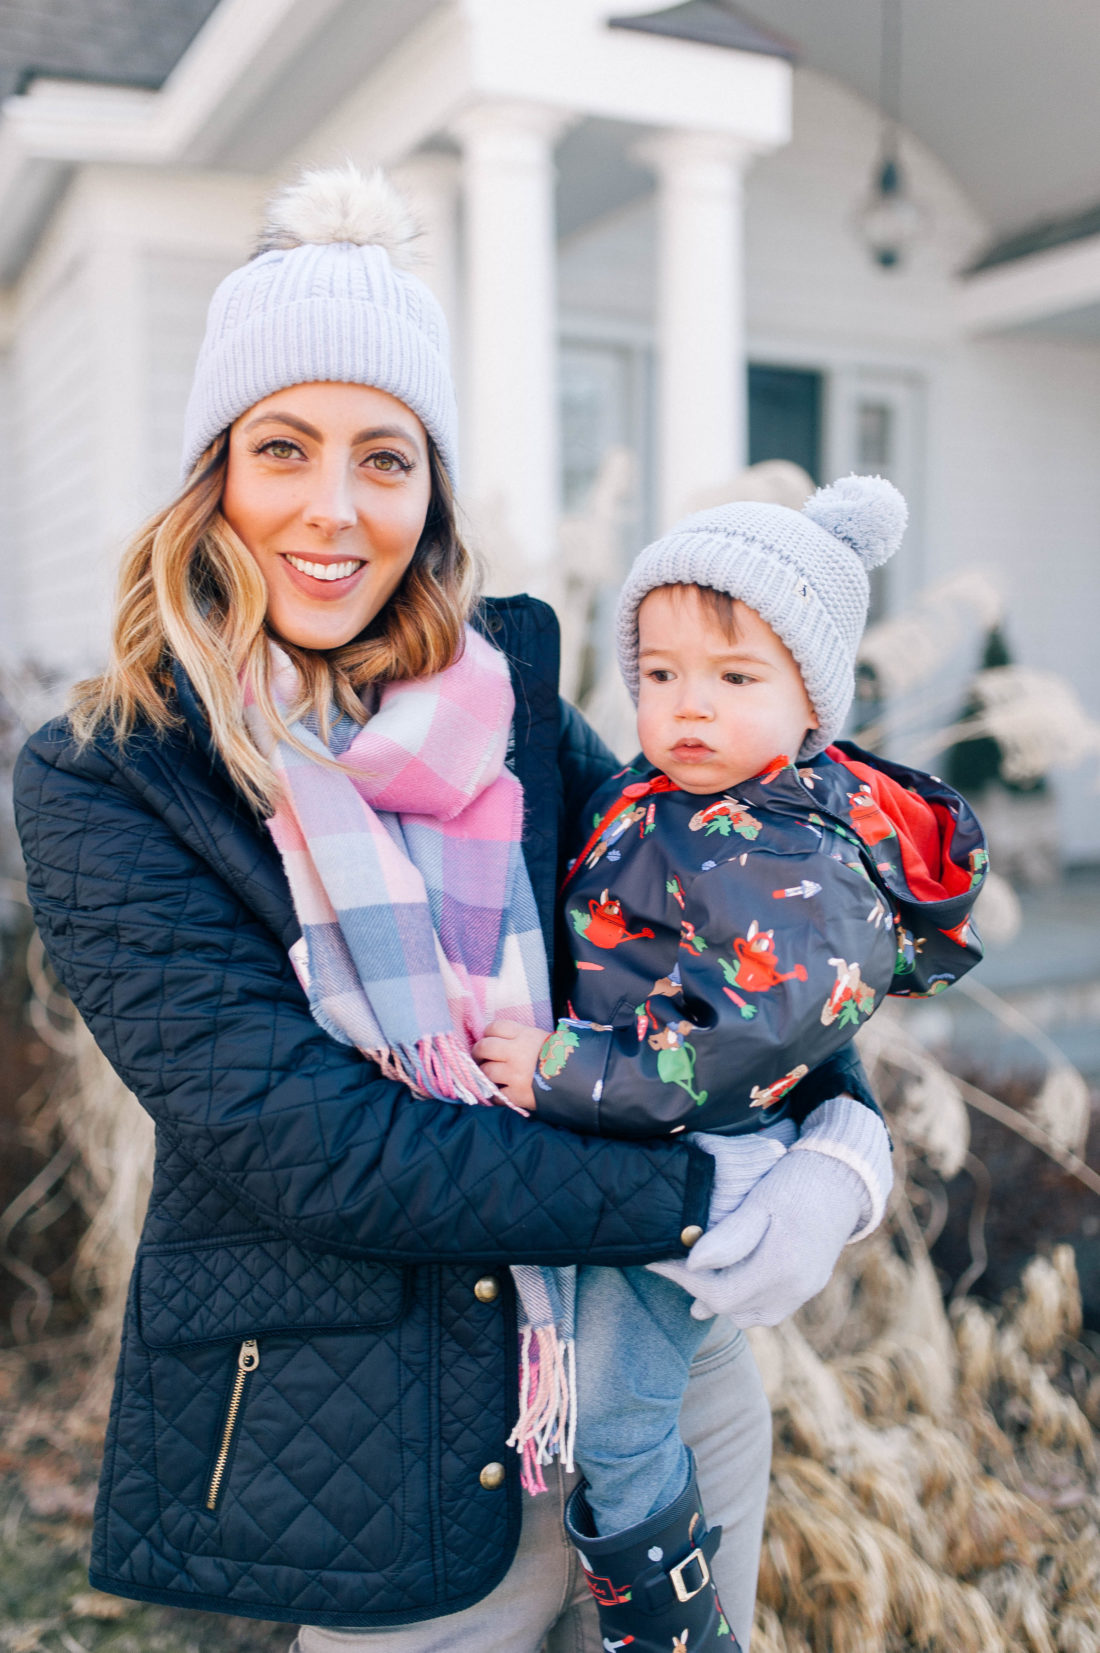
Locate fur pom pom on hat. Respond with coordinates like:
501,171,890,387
616,475,907,760
254,162,419,264
180,162,458,483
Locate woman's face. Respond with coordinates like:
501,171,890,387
222,381,432,651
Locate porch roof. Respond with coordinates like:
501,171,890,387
0,0,220,102
736,0,1100,247
969,201,1100,277
609,2,796,61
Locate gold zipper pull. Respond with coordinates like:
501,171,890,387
206,1339,260,1511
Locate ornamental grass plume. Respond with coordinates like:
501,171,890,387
8,935,152,1404
4,782,1100,1651
752,1228,1100,1651
744,1008,1100,1652
936,667,1100,789
857,569,1002,703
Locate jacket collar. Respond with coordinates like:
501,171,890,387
171,657,226,776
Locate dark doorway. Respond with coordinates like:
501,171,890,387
748,364,823,482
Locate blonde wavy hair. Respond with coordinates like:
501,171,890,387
70,434,477,813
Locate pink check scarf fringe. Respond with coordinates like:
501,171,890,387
247,627,574,1493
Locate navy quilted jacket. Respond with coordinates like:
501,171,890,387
14,596,869,1628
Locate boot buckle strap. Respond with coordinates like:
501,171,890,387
669,1545,710,1603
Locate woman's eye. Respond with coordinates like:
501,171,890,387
366,450,412,474
257,438,301,460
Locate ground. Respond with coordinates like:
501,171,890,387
0,1352,286,1653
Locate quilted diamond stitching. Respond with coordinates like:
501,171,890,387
13,598,711,1624
137,1237,405,1346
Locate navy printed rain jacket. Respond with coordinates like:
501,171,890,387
13,598,874,1628
536,744,987,1139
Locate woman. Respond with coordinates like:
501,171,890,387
14,165,888,1652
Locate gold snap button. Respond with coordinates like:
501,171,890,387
474,1276,500,1303
680,1225,704,1249
479,1462,505,1490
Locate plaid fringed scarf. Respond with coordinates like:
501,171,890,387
246,626,575,1493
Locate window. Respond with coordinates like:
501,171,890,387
748,365,824,481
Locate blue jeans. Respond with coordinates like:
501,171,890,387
573,1264,709,1533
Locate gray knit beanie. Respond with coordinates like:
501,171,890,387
180,163,459,485
616,475,907,760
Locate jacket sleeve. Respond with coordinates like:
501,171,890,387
534,847,898,1139
14,733,712,1267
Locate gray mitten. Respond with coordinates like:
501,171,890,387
651,1096,892,1325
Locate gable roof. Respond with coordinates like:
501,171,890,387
609,1,795,60
735,1,1100,242
0,0,221,102
968,199,1100,275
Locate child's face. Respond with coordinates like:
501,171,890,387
635,586,819,794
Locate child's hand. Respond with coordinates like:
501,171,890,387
473,1020,549,1111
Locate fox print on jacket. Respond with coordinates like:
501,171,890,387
537,742,987,1140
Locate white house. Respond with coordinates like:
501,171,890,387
1,0,1098,860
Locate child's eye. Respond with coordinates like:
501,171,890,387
647,669,674,683
723,672,753,686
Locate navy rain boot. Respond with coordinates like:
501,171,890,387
564,1462,741,1652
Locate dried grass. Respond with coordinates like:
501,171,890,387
3,935,152,1408
747,1005,1100,1651
3,887,1099,1653
752,1208,1099,1652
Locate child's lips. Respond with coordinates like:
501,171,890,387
671,741,715,763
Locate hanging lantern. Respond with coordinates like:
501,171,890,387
857,0,925,270
858,144,925,268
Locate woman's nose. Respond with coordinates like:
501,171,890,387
302,463,357,535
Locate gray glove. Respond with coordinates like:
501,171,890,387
651,1097,892,1326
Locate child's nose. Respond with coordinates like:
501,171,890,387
675,680,714,719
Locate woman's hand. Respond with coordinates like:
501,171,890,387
473,1020,551,1111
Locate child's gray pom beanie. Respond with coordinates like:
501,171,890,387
616,475,907,760
180,162,459,484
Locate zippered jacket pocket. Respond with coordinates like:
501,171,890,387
137,1234,414,1564
206,1338,259,1511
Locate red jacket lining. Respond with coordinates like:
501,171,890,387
826,746,970,904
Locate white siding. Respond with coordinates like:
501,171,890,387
142,248,238,511
12,258,101,669
8,245,239,673
929,334,1100,864
744,69,982,352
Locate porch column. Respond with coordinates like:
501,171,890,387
452,100,573,593
389,151,461,351
637,130,757,529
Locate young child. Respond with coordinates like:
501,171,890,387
475,476,987,1653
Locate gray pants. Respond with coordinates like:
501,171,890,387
292,1318,772,1653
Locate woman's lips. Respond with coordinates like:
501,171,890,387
278,553,368,600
